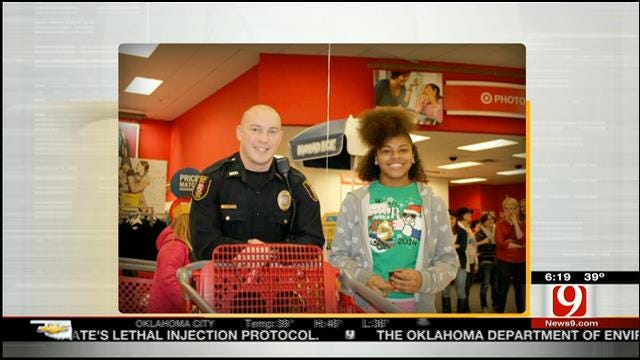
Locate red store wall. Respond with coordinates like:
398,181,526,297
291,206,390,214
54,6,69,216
124,53,526,201
119,118,172,161
258,53,525,135
165,65,260,200
449,183,526,220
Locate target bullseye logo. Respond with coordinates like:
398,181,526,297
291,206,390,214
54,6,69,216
480,92,493,104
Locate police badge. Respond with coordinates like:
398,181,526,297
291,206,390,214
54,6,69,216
277,189,292,211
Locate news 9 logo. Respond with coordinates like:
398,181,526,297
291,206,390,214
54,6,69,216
552,285,587,317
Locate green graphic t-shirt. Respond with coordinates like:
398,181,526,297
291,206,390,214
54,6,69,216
367,181,423,299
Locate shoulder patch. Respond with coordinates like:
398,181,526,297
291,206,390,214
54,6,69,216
302,179,319,202
193,175,212,201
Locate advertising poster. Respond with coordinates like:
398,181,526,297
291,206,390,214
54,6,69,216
374,70,444,126
119,157,167,216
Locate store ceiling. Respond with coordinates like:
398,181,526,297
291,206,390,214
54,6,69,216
119,44,525,121
120,44,526,185
413,130,526,186
279,126,526,186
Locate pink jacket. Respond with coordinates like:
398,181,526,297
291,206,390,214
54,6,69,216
147,227,190,313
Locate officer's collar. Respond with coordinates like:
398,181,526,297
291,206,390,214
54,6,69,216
226,152,280,183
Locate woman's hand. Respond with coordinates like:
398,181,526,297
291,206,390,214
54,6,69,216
506,241,524,249
390,269,423,294
367,275,395,298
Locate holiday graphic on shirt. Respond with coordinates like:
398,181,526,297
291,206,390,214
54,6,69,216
368,202,423,253
367,184,423,254
401,204,423,239
367,182,423,299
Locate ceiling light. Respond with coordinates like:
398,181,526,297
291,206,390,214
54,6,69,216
512,153,526,158
125,77,163,95
450,177,487,184
437,161,482,170
457,139,518,152
410,134,430,143
119,44,159,58
497,169,526,176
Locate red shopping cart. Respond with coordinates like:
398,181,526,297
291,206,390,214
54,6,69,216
178,244,337,313
177,244,403,314
118,258,156,313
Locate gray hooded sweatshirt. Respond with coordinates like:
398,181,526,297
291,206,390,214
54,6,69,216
328,182,460,313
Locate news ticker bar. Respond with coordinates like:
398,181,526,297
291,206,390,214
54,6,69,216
4,318,638,342
531,271,639,284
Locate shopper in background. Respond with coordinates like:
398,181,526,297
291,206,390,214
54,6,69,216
475,213,497,312
441,211,467,313
147,201,192,313
329,107,458,313
495,196,526,313
189,104,324,260
519,198,526,222
458,207,477,313
470,219,481,234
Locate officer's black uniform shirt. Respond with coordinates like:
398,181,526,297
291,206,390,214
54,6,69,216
245,169,271,190
190,153,325,260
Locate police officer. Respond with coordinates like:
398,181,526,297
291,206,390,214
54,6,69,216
190,104,325,260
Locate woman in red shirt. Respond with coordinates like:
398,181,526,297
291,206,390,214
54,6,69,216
494,197,526,313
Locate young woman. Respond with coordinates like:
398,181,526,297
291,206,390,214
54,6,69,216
329,108,459,313
441,209,470,313
458,207,477,313
475,214,497,313
374,71,413,108
495,197,526,313
147,202,193,313
416,83,443,125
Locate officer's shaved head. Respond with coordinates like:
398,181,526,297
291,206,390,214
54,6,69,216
241,104,281,128
237,104,283,172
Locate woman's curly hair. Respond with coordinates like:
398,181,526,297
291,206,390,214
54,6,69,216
356,107,427,183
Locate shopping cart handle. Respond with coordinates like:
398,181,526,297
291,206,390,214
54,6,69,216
119,257,156,272
177,261,216,313
338,270,404,313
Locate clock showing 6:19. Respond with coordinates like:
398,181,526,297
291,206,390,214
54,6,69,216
545,272,572,282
